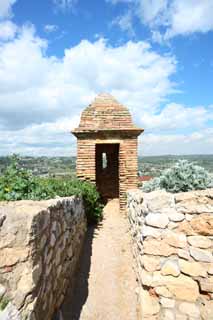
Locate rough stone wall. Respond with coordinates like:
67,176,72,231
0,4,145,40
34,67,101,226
0,196,87,320
127,189,213,319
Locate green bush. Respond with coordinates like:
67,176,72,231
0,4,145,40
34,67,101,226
0,155,36,201
0,296,10,311
142,160,213,193
0,155,103,224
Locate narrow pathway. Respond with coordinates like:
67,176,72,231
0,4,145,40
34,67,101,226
61,199,139,320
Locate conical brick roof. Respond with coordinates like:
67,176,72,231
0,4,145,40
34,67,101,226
73,93,142,133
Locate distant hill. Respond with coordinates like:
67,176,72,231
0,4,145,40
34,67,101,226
139,154,213,177
0,156,76,177
0,154,212,178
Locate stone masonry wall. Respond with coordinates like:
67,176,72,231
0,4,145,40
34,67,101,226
0,196,87,320
127,189,213,319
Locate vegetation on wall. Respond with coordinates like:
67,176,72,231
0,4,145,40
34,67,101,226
0,155,103,224
142,160,213,193
0,296,10,311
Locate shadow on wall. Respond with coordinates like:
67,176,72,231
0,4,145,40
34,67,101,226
60,222,103,320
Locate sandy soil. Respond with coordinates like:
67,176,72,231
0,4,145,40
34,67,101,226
61,199,139,320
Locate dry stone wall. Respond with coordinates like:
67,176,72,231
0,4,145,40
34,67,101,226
0,196,86,320
127,189,213,320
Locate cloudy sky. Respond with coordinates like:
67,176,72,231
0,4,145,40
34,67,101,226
0,0,213,156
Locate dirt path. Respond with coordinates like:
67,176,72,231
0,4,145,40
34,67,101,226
61,199,139,320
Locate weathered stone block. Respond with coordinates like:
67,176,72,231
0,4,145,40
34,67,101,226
160,297,175,308
163,208,185,222
143,239,177,256
164,231,187,248
0,248,29,268
165,274,199,302
198,277,213,293
201,300,213,320
142,225,164,238
190,246,213,263
139,288,160,317
178,302,200,318
187,235,212,249
145,191,174,212
143,255,161,272
155,286,172,298
161,260,180,277
179,259,207,277
145,213,169,229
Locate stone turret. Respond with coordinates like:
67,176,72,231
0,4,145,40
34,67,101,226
72,93,144,211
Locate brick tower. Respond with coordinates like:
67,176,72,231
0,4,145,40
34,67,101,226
72,93,143,211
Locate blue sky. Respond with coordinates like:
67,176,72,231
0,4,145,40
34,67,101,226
0,0,213,156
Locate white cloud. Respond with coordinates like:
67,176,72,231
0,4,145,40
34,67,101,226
0,0,16,19
0,25,48,97
108,0,213,40
112,11,135,36
141,128,213,155
0,24,179,155
165,0,213,39
0,20,17,40
0,117,79,156
44,24,58,33
0,23,212,156
0,26,176,129
141,103,213,131
151,30,164,44
137,0,168,26
1,121,212,156
53,0,78,12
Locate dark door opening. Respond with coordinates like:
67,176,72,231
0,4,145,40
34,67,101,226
95,144,119,201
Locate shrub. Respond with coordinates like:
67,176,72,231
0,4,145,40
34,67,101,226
0,155,103,224
142,160,213,193
38,177,103,224
0,155,36,201
0,297,10,311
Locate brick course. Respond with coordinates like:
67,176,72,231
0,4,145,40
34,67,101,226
72,93,143,211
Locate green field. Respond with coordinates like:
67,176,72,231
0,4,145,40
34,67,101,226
0,154,213,178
